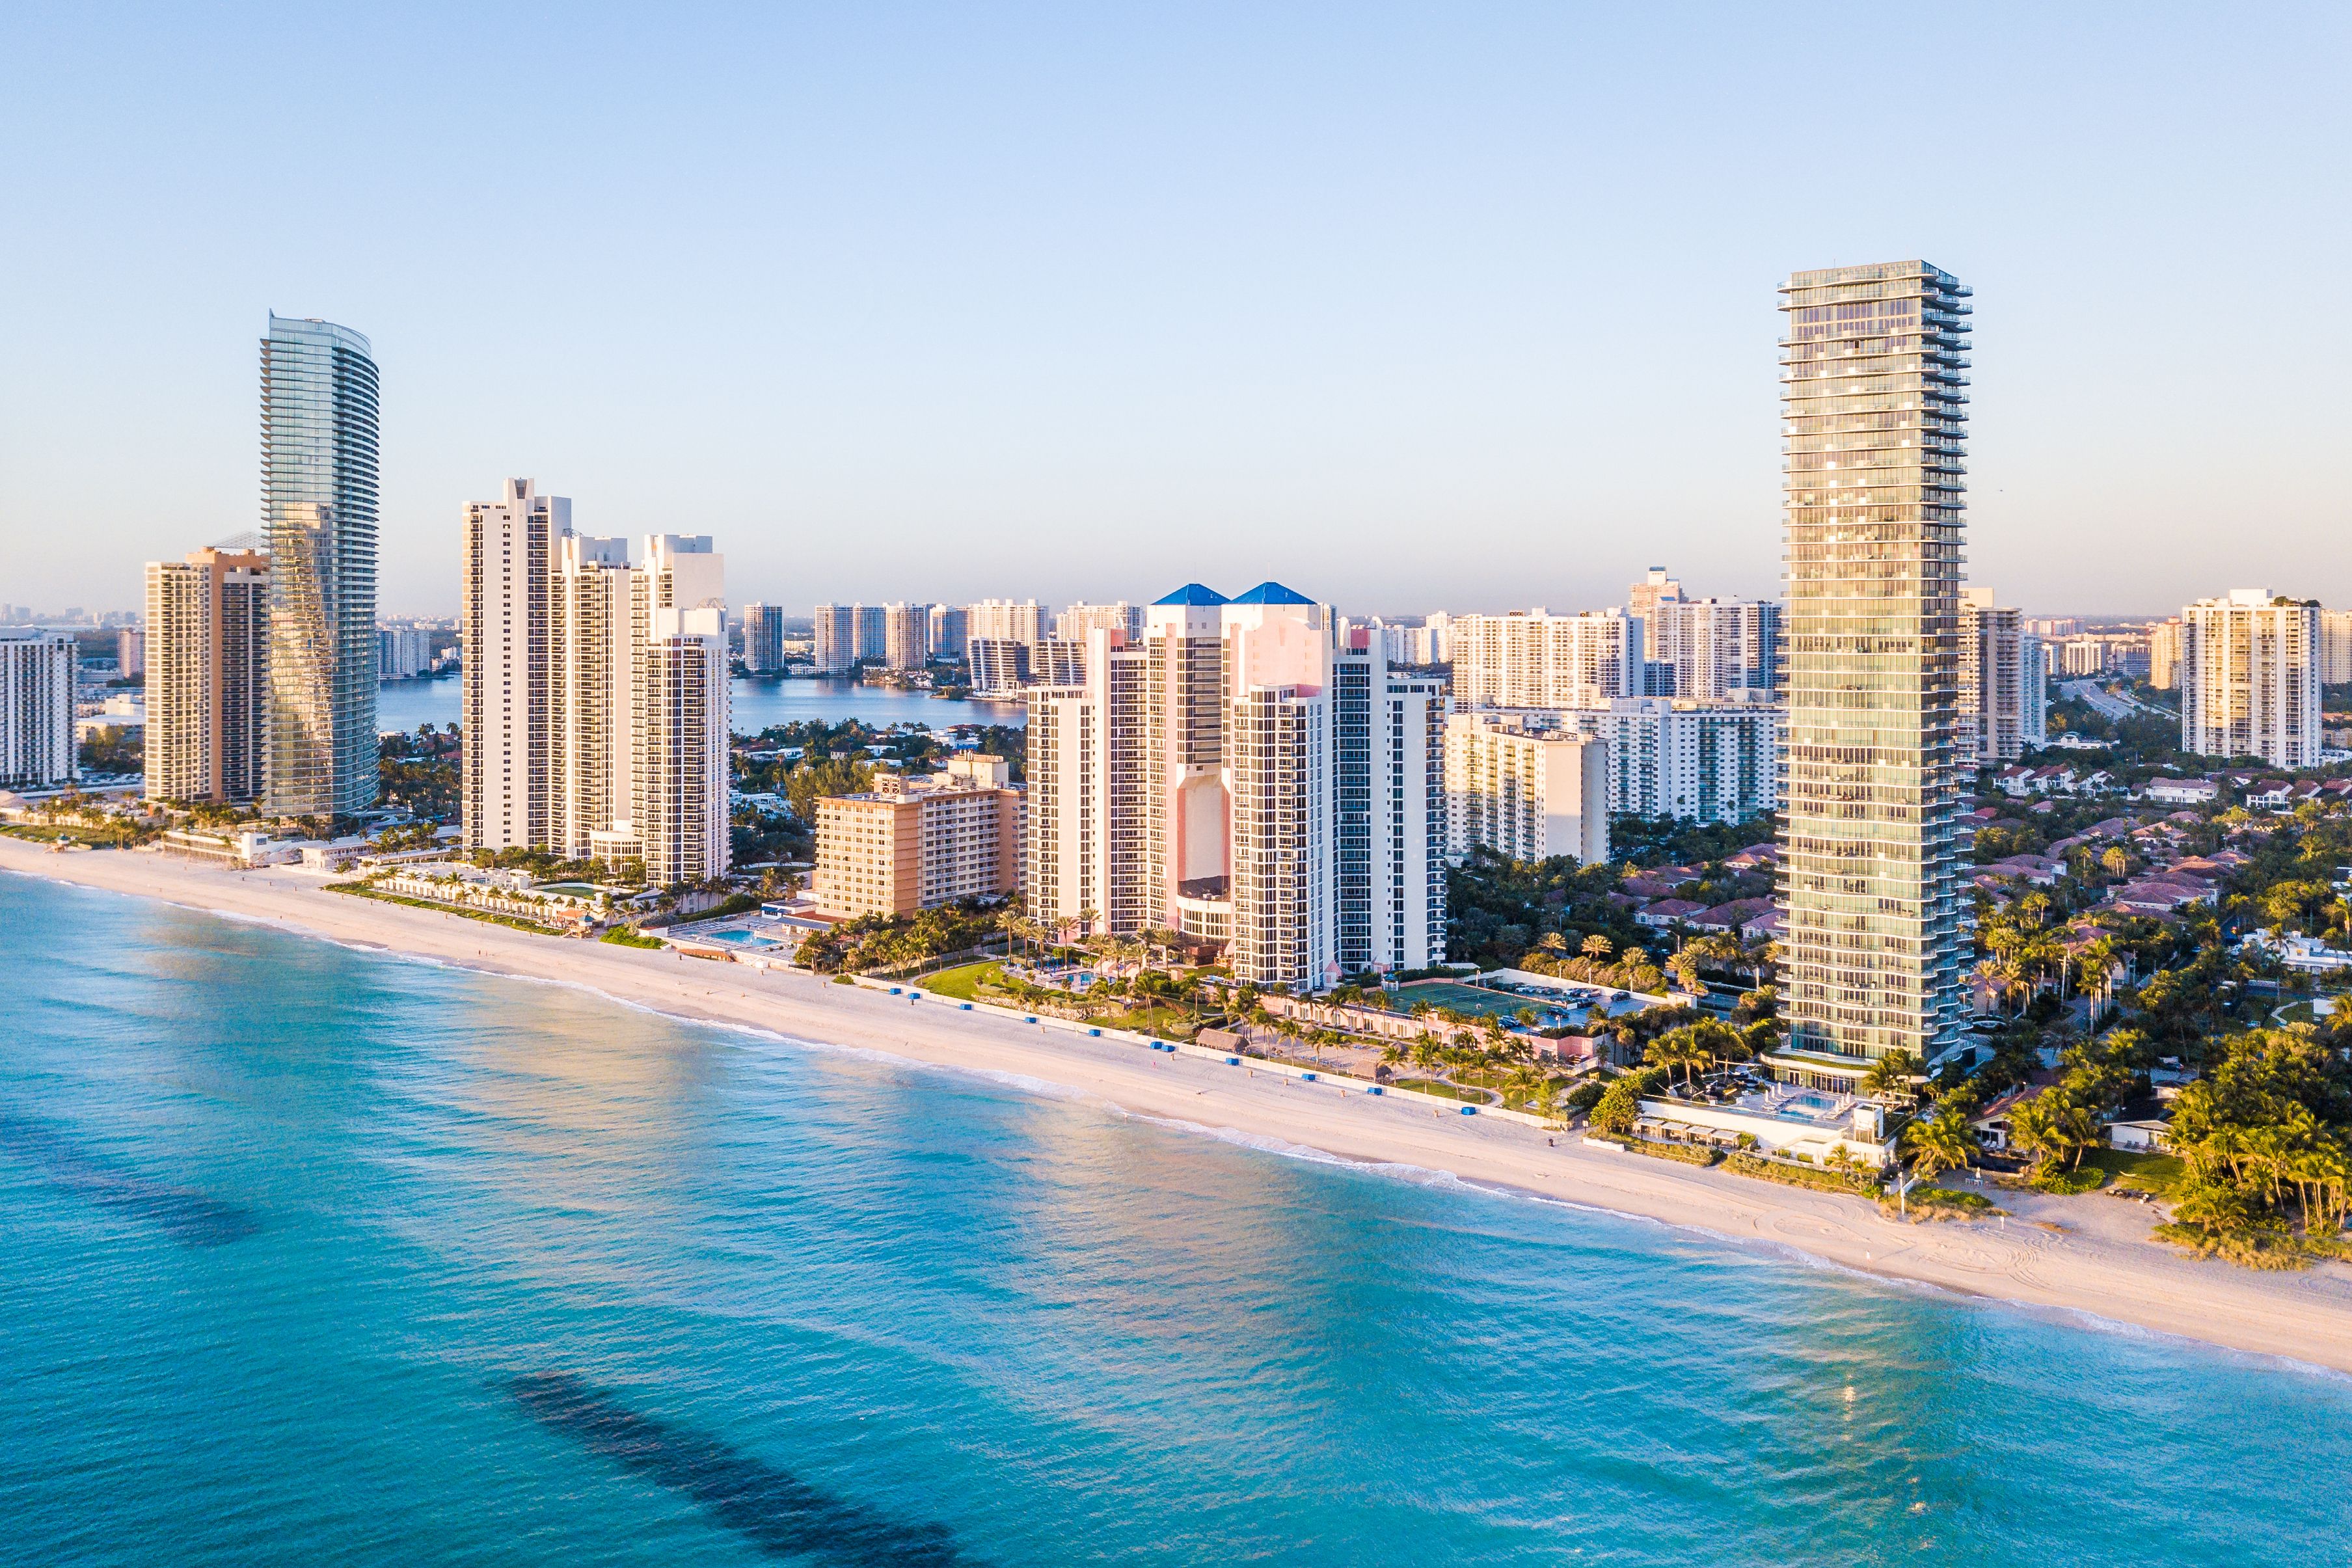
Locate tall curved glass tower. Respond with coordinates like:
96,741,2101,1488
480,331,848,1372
261,314,379,818
1773,262,1971,1080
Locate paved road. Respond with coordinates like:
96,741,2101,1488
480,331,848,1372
2060,679,2166,721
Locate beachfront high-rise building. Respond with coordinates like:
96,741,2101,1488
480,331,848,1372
143,548,270,804
633,607,731,885
1024,584,1445,990
1454,609,1643,709
1776,260,1973,1079
260,314,379,818
459,483,729,874
740,602,787,673
0,630,77,790
552,531,636,861
1442,712,1610,866
116,629,145,681
2179,589,2321,768
461,480,565,852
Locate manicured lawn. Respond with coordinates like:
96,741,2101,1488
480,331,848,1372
921,962,1005,1001
0,822,140,847
1099,1004,1198,1037
2078,1147,2188,1198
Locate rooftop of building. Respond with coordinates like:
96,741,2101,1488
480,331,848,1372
1229,581,1314,606
1154,583,1228,606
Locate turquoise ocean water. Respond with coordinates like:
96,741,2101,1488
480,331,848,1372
2,871,2347,1565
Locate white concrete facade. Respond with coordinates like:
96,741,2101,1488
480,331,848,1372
1454,609,1643,709
0,630,76,789
2180,589,2321,768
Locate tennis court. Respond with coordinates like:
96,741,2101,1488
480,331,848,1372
1393,980,1551,1020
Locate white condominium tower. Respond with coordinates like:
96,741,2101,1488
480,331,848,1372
462,480,565,850
1025,583,1444,990
1551,697,1781,824
144,548,271,804
1453,608,1643,709
1645,597,1782,699
1776,260,1972,1079
261,314,379,818
882,603,933,671
967,598,1044,645
0,630,77,790
460,482,730,882
2179,589,2321,768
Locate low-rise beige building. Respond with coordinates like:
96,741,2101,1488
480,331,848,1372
813,754,1023,918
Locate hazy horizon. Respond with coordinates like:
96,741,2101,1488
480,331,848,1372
4,5,2346,620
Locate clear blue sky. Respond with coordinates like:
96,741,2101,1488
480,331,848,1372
2,3,2345,619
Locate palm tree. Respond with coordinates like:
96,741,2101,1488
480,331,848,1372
1581,933,1614,961
1861,1049,1923,1105
1900,1103,1980,1181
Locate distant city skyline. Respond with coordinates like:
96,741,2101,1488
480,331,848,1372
3,7,2347,616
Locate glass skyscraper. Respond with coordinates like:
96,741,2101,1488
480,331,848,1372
261,314,380,818
1774,262,1971,1077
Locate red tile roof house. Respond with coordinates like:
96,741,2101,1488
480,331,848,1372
1740,907,1783,941
1687,897,1776,934
2109,879,2219,915
1634,899,1709,928
2246,779,2296,810
1987,854,2065,885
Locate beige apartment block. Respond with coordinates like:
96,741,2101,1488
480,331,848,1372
1442,712,1610,866
143,548,269,804
812,755,1022,918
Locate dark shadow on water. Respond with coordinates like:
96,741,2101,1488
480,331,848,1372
0,1106,260,1245
506,1372,974,1565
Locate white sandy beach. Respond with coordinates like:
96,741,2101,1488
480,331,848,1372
8,835,2352,1376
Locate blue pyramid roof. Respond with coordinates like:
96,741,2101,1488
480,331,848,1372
1228,581,1314,606
1154,582,1228,606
